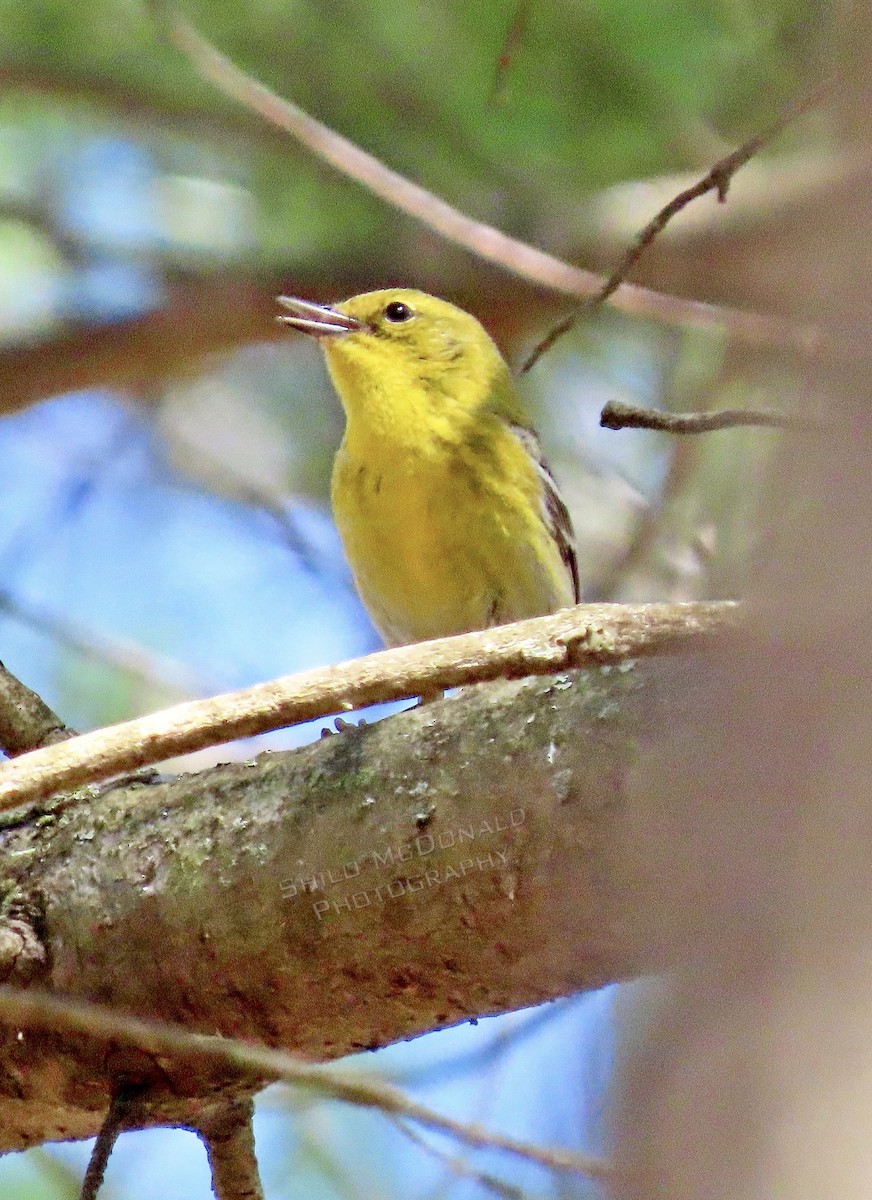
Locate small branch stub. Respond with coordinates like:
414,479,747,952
0,660,75,758
599,400,800,435
198,1099,265,1200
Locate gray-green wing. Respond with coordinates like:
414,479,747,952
510,424,581,604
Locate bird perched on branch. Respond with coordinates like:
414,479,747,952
278,288,579,648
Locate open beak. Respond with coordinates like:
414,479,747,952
276,295,365,338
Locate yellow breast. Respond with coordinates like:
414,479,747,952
331,418,573,646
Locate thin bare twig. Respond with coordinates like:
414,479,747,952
0,601,739,810
80,1085,143,1200
384,1003,566,1090
390,1115,529,1200
164,432,323,576
0,987,610,1181
0,661,74,758
149,3,819,356
0,591,216,699
599,399,801,434
520,77,836,373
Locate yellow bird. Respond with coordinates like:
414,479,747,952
277,289,579,648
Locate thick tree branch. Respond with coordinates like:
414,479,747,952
0,601,738,808
0,273,283,419
0,649,715,1152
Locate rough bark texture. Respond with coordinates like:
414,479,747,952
0,653,703,1152
0,662,74,756
0,601,737,808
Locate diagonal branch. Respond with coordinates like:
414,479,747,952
0,987,609,1180
520,76,836,372
390,1115,525,1199
80,1085,144,1200
491,0,532,104
0,601,738,810
0,661,75,758
150,3,819,356
0,591,214,700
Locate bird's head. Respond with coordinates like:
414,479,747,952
277,288,518,434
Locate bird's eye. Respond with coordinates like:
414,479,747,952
384,301,414,323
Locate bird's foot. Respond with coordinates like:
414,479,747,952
320,715,367,738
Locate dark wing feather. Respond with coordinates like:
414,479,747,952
510,425,581,603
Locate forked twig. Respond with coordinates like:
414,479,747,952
520,77,836,373
147,2,822,357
